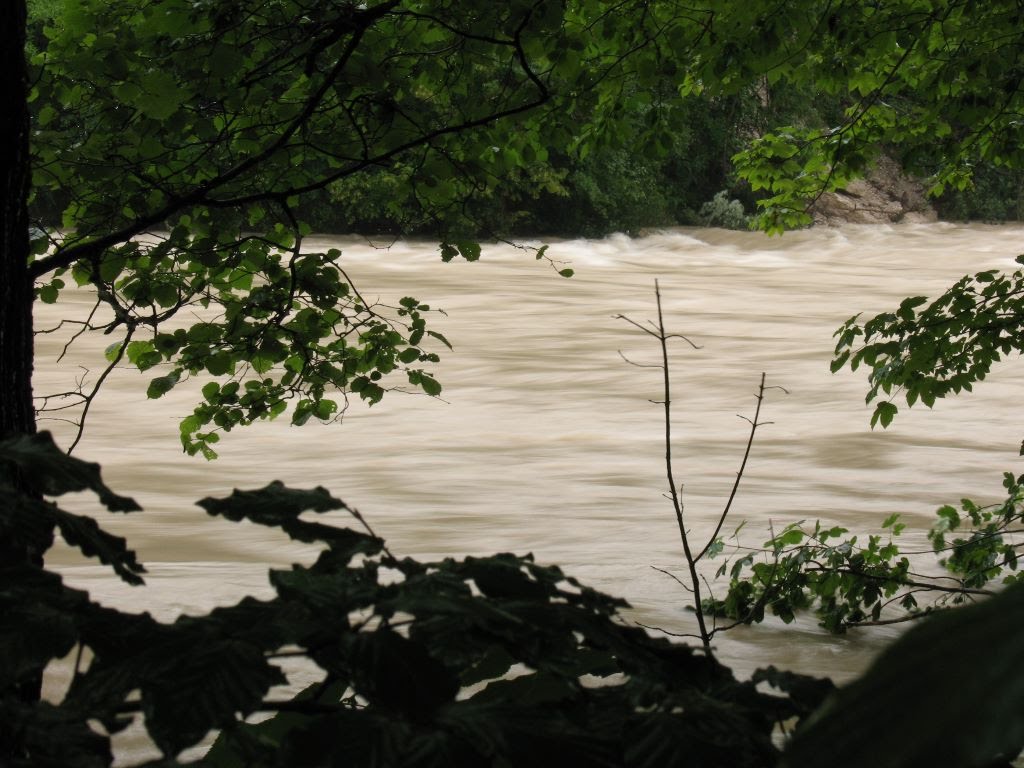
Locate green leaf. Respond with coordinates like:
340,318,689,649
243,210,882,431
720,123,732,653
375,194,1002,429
38,283,59,303
776,528,804,547
398,347,420,364
206,352,235,376
456,241,482,261
439,243,458,262
419,374,442,397
98,253,127,283
870,402,898,429
829,351,850,373
314,399,337,419
136,69,186,120
125,340,156,366
146,371,181,399
427,330,453,350
250,352,275,374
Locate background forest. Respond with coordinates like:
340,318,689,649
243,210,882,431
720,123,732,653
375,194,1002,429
24,0,1024,239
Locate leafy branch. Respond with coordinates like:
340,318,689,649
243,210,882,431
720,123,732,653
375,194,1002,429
832,257,1024,439
705,471,1024,634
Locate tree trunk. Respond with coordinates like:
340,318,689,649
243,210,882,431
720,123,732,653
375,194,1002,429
0,0,35,444
0,4,43,724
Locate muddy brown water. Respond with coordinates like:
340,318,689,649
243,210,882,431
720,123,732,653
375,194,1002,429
34,223,1024,762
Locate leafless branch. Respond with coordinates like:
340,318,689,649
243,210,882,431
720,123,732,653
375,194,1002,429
651,565,693,593
67,326,136,454
695,372,777,563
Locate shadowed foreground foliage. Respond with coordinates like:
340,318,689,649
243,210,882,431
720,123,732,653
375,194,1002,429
1,432,831,767
9,436,1024,765
8,432,1024,767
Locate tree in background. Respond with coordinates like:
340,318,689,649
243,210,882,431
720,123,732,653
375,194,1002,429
705,1,1024,231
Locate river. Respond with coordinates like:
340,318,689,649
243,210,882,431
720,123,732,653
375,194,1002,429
34,222,1024,761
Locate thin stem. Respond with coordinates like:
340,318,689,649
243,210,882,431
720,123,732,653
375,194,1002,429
67,325,135,455
695,372,769,562
620,283,775,652
70,643,86,689
653,279,712,655
846,611,935,628
650,565,693,593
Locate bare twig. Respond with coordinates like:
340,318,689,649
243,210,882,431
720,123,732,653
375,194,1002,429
619,280,713,654
846,611,935,628
650,565,693,593
695,372,776,562
620,282,777,653
633,621,706,642
67,326,136,455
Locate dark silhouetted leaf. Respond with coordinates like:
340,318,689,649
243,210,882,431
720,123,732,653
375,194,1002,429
0,566,85,689
198,481,346,524
349,629,460,720
143,634,288,756
470,671,576,708
51,506,146,585
0,431,140,511
783,583,1024,768
752,665,836,718
0,699,113,768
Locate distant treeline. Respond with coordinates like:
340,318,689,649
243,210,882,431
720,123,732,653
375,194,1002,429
25,16,1022,241
292,81,1024,238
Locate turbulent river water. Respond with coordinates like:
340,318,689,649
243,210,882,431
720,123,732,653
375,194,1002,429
35,222,1024,759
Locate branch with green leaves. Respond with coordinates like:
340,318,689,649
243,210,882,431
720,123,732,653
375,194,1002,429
832,256,1024,439
705,472,1024,633
27,0,717,456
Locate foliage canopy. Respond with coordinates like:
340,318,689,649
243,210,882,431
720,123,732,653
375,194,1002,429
28,0,710,455
26,0,1024,452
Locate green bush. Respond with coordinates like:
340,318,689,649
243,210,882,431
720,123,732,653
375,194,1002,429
697,191,751,230
933,164,1024,222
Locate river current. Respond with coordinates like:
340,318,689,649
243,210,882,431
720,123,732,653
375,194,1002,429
34,222,1024,760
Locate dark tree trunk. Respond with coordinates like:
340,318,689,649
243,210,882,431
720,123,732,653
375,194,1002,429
0,0,35,444
0,2,43,721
